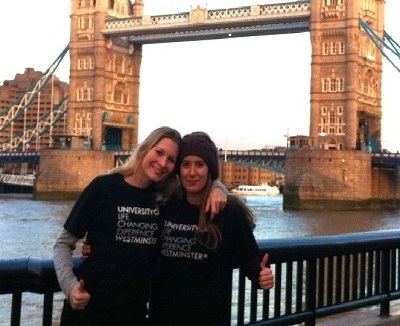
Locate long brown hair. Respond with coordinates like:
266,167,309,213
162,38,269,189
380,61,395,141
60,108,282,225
195,181,256,250
195,178,222,250
110,126,182,203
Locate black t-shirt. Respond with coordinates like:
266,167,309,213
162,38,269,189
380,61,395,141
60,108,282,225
64,173,162,319
149,198,261,326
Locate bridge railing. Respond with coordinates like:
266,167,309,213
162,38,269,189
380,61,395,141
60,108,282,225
103,1,311,31
218,149,286,157
1,230,400,325
102,1,311,43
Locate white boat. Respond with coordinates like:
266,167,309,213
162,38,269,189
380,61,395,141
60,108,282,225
0,174,35,187
231,183,280,196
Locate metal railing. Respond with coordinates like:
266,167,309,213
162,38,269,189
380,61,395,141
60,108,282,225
1,230,400,326
237,230,400,325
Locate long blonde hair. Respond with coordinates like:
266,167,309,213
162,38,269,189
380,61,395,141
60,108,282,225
110,126,181,203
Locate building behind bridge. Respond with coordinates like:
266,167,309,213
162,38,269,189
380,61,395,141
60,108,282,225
219,160,283,190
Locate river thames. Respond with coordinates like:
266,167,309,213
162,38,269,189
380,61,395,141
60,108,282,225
1,193,400,325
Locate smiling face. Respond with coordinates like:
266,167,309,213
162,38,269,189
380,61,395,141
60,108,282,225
136,137,179,187
179,155,209,204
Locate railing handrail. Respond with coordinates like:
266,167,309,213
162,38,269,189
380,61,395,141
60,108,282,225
1,230,400,325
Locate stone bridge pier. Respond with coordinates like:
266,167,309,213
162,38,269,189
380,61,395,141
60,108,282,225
283,150,400,210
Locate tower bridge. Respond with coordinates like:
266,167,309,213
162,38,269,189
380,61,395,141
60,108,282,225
1,0,400,208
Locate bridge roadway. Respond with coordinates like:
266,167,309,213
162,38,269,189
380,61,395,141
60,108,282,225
0,151,40,163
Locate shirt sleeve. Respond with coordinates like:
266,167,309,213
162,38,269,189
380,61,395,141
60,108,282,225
53,228,80,298
64,176,102,238
211,180,228,195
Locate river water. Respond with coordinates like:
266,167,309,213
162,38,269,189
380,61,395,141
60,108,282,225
1,194,400,325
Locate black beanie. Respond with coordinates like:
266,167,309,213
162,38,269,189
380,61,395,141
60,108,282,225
176,132,219,180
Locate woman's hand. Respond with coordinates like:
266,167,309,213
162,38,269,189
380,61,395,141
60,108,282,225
259,254,274,290
81,241,91,260
69,279,91,310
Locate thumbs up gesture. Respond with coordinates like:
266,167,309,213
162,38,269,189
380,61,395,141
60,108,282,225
69,279,91,310
259,253,274,290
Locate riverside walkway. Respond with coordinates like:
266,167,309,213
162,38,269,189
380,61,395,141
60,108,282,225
318,304,400,325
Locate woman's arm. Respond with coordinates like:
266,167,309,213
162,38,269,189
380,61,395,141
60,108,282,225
54,228,91,309
53,228,80,298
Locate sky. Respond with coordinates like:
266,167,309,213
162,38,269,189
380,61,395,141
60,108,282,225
1,1,399,151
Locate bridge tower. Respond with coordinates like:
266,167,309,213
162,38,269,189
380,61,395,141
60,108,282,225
309,0,384,152
284,0,396,210
68,0,143,150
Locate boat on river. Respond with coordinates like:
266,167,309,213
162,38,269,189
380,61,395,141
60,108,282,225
0,174,35,193
231,183,280,196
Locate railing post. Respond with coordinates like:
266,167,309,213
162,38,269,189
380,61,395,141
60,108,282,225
249,281,258,323
236,269,246,325
305,259,317,326
380,249,391,317
11,292,22,326
42,292,54,326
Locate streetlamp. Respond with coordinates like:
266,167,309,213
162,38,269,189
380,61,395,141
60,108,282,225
284,129,290,148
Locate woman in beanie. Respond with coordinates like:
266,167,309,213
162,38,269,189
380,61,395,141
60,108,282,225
53,126,227,326
149,131,274,326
